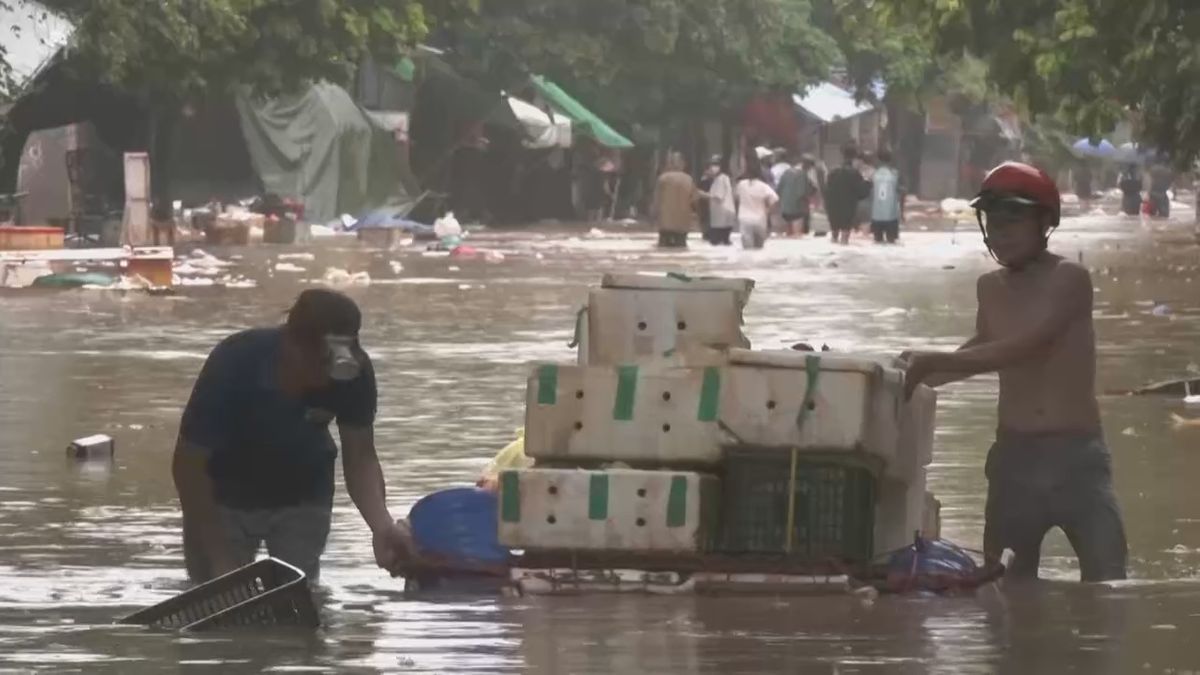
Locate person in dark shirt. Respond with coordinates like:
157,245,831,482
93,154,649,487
173,289,413,583
824,145,871,245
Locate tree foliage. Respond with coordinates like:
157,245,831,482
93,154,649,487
434,0,841,125
879,0,1200,163
46,0,430,104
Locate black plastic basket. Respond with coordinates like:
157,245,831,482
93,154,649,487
718,448,877,562
120,558,318,631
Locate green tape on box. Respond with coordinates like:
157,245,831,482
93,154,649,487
666,475,688,527
536,364,558,405
697,367,720,421
588,473,609,520
613,365,639,420
500,471,521,522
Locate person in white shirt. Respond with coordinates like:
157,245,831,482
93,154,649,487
735,163,779,249
704,156,736,246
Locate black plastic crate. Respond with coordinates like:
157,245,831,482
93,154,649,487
120,558,318,631
718,449,877,562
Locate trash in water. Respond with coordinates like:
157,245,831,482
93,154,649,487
277,252,315,261
274,262,306,273
389,261,404,274
68,434,114,460
1171,414,1200,430
448,266,461,272
874,307,909,318
321,267,371,286
1151,304,1172,317
588,228,607,238
1121,426,1138,437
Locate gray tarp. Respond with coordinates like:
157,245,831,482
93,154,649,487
236,82,417,224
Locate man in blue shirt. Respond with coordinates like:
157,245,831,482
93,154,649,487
173,289,413,582
869,149,905,244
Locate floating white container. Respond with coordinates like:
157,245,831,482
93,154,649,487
497,468,719,552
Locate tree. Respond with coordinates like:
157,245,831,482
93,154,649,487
435,0,841,128
879,0,1200,165
37,0,433,203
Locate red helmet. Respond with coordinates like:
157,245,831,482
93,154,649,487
970,161,1061,227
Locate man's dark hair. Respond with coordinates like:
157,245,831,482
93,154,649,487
877,149,893,164
842,144,859,163
744,160,765,182
286,289,362,343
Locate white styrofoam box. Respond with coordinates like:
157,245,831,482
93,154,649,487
600,273,755,305
874,468,928,555
898,384,937,476
497,468,719,552
719,350,934,476
524,363,724,465
585,287,750,365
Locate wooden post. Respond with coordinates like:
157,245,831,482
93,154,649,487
122,152,151,246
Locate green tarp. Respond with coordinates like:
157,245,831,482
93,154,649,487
236,82,418,224
530,75,634,148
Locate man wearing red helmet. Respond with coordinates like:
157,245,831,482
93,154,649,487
901,161,1127,582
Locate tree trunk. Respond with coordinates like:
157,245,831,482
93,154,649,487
147,104,179,216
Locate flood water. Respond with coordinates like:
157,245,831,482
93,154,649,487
2,209,1200,673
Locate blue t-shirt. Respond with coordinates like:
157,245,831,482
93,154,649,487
870,166,902,222
179,327,377,509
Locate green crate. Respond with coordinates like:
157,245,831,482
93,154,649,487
717,449,876,562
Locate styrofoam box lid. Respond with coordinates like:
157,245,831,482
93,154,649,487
600,273,755,295
728,349,902,381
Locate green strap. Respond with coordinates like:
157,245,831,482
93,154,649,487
613,365,639,420
588,473,609,520
666,272,693,282
537,364,559,405
697,367,720,421
795,355,821,431
666,475,688,527
500,471,521,522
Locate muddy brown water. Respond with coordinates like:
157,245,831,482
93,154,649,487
2,212,1200,673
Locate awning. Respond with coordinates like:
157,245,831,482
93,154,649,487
507,96,572,149
529,75,634,148
793,82,876,124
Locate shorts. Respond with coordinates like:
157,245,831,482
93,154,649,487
983,432,1127,581
740,222,768,249
871,219,899,243
657,231,688,248
184,504,333,583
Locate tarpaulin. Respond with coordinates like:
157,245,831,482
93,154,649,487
236,82,418,225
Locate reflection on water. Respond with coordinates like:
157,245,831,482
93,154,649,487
3,214,1200,672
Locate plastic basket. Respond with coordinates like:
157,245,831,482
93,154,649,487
120,558,318,631
717,448,877,562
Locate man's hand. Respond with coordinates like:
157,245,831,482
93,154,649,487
373,519,417,576
899,350,947,399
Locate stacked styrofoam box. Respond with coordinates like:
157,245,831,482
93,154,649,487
499,274,753,554
502,273,939,557
577,273,753,366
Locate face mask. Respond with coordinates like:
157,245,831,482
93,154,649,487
325,334,362,382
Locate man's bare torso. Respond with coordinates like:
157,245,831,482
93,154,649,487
978,255,1102,435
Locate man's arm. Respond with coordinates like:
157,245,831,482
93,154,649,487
340,426,394,535
927,264,1091,377
915,278,990,387
173,439,236,576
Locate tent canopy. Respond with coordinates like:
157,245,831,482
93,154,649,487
529,75,633,148
507,96,571,149
793,82,876,123
236,82,419,224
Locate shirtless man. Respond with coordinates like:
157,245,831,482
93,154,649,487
901,161,1128,582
